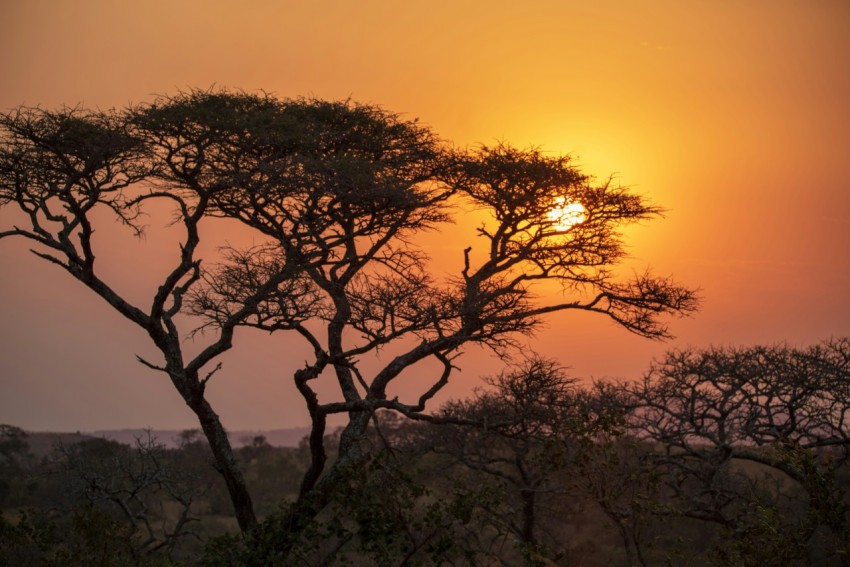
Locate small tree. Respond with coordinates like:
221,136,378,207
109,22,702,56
421,357,626,562
45,433,204,559
625,338,850,563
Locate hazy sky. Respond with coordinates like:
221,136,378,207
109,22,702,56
1,0,848,431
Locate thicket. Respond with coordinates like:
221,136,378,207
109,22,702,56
2,339,849,566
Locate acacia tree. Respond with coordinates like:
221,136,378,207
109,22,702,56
421,357,626,561
175,95,696,541
624,339,850,563
1,91,698,546
46,434,204,559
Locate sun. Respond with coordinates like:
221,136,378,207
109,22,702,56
547,197,587,231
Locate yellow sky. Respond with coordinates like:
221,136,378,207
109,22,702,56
1,0,848,431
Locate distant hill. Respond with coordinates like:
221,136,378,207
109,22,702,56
16,427,311,456
24,431,97,458
90,427,311,449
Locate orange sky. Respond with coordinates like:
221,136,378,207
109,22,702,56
1,0,849,431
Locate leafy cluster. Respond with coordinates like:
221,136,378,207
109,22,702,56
2,338,848,565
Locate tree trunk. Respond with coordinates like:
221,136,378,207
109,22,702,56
173,373,258,533
520,488,536,546
336,410,371,466
273,409,373,560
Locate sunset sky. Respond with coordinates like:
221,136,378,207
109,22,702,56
1,0,848,432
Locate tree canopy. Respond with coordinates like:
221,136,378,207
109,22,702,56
0,89,698,548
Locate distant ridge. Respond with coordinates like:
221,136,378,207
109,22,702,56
88,428,312,448
24,431,96,458
14,427,312,457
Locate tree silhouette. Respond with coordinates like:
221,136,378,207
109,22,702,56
1,90,698,546
424,357,625,560
624,339,850,563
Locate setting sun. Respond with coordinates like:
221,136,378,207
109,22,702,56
547,196,587,231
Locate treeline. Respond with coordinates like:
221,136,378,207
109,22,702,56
2,339,848,566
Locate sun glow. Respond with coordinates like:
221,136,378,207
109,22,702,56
547,197,586,231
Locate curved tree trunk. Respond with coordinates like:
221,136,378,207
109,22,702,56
172,371,258,533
